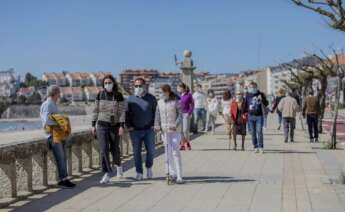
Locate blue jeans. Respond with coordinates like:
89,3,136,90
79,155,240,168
129,128,155,174
277,111,283,126
193,108,206,131
48,136,68,181
248,115,264,148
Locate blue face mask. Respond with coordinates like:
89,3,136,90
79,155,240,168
248,87,257,94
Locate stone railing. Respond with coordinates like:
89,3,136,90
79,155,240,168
0,129,162,208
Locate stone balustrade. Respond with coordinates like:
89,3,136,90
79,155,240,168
0,129,162,208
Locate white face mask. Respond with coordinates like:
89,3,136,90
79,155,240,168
236,95,242,101
134,87,144,96
104,83,113,92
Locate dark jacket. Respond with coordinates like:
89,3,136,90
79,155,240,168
245,91,269,116
272,95,285,113
126,93,157,130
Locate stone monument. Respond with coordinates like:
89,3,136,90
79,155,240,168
175,49,196,92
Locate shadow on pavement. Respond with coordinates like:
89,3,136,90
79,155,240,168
10,145,165,212
263,149,315,154
149,176,255,184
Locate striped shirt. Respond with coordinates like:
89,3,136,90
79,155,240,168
92,91,126,127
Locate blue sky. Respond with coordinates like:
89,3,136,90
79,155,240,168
1,0,344,78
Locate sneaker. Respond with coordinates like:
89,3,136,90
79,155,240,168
136,173,143,181
254,148,259,153
58,179,76,188
259,148,264,154
180,144,186,151
277,126,281,130
100,173,110,184
147,168,153,179
116,166,123,179
284,139,288,143
310,139,314,143
176,178,184,184
314,138,319,143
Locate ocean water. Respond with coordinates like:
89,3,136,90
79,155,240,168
0,120,42,132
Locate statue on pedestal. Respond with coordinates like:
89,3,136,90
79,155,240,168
175,50,196,92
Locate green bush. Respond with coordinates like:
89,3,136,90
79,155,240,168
337,104,345,109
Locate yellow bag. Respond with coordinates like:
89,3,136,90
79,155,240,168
45,114,71,144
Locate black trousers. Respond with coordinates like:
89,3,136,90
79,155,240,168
97,125,121,173
306,114,318,140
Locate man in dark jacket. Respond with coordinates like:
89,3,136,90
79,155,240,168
245,82,269,153
126,78,157,180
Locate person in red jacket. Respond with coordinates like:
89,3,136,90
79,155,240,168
230,91,248,151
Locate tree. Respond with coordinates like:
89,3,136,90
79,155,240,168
23,72,48,89
26,92,42,105
291,0,345,32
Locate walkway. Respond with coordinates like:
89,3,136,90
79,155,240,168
6,115,345,212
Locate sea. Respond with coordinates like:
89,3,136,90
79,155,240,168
0,120,42,132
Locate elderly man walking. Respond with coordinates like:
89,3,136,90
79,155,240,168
278,92,299,143
40,85,75,188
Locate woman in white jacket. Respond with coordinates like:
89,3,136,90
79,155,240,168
206,89,219,134
155,84,184,184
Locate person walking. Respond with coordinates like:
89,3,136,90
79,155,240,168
245,82,268,153
230,91,248,151
222,90,233,142
126,78,157,180
272,89,286,130
155,84,184,184
303,90,320,143
91,75,126,184
192,84,207,133
177,83,194,151
40,85,76,188
205,89,219,134
278,92,299,143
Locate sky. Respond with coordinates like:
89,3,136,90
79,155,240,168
1,0,345,78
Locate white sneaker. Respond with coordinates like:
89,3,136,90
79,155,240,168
259,148,264,154
136,173,143,181
254,148,259,153
116,166,123,179
147,168,153,179
100,173,110,184
176,177,184,184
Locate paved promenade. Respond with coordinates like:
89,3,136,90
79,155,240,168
5,115,345,212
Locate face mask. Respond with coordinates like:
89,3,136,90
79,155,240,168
104,83,113,92
134,87,144,96
248,87,257,94
236,95,242,101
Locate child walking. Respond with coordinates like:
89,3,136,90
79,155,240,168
155,84,184,184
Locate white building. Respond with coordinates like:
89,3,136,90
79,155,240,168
0,69,19,97
60,87,84,102
0,83,16,97
42,72,67,87
148,77,180,99
200,76,236,99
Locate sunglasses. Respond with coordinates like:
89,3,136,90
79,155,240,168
134,85,143,88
